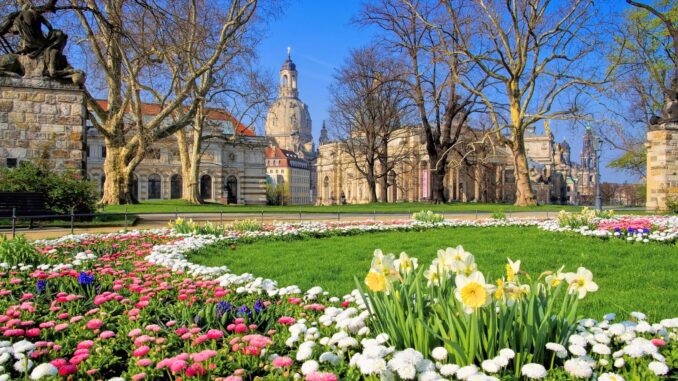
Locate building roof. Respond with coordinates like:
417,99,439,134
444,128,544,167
265,146,309,170
94,100,255,137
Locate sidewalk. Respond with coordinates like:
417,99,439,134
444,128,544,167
1,211,554,241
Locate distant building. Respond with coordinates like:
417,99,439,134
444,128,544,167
265,147,312,205
317,123,598,205
264,50,316,204
86,101,267,204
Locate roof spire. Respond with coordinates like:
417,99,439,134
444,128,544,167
287,46,291,60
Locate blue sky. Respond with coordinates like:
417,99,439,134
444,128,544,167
255,0,637,184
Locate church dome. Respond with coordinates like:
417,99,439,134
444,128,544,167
282,58,296,71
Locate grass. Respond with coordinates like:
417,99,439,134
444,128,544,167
189,226,678,320
100,199,584,214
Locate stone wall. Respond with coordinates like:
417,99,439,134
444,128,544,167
0,77,86,173
646,123,678,211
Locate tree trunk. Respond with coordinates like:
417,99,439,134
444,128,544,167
430,169,446,204
177,108,205,205
99,136,136,205
379,175,388,202
511,141,537,206
367,165,378,203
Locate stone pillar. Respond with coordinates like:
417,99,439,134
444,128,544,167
0,77,86,174
646,123,678,211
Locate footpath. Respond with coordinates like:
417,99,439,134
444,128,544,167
0,211,556,241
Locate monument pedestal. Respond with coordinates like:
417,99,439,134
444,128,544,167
0,76,86,174
646,122,678,211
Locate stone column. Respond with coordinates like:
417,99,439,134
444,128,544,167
646,122,678,211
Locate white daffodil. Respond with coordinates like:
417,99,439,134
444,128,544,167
565,267,599,299
394,252,418,275
454,271,496,314
506,258,521,282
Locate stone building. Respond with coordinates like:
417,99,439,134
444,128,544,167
86,101,267,204
265,147,312,205
264,50,316,204
0,77,86,174
316,123,598,205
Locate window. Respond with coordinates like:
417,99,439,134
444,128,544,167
6,158,17,168
86,145,90,158
200,175,212,200
101,146,106,158
148,174,161,199
148,149,161,160
170,174,182,199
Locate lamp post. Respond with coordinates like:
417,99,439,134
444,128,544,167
594,136,603,211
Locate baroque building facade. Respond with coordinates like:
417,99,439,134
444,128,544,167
316,124,598,205
86,101,267,204
264,51,316,204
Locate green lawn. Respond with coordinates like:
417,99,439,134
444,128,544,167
101,199,583,214
189,226,678,320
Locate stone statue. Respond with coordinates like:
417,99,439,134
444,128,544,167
0,3,84,85
650,77,678,125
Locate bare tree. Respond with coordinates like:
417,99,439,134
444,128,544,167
144,0,271,204
65,0,258,205
360,0,488,203
437,0,606,206
328,46,411,203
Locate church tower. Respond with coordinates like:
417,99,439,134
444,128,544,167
279,47,299,98
264,48,313,155
581,125,595,170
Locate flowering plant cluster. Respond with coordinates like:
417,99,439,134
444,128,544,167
360,248,599,372
0,229,675,380
412,210,445,224
542,214,678,243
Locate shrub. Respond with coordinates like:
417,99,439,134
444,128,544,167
265,183,289,206
492,209,506,220
666,197,678,214
359,247,594,370
168,217,198,234
0,235,41,266
412,210,445,223
557,207,615,229
0,162,97,215
232,219,263,232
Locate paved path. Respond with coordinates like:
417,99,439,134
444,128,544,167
0,211,557,241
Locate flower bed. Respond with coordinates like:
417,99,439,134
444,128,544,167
0,229,675,380
540,215,678,243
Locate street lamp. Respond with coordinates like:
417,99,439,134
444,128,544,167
594,136,603,211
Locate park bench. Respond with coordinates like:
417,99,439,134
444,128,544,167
0,192,54,229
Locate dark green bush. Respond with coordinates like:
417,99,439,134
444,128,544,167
0,162,98,215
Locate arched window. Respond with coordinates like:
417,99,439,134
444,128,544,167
200,175,212,200
171,174,182,199
148,174,161,199
226,176,238,204
282,74,288,87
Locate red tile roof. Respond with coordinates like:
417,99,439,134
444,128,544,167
94,100,255,137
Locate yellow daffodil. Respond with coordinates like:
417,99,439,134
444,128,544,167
454,271,496,314
365,270,387,292
565,267,599,299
